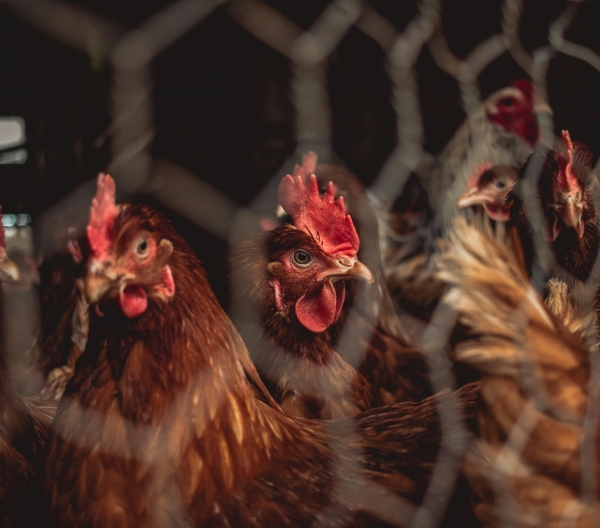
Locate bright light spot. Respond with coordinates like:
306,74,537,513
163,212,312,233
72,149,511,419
4,227,16,238
0,118,26,165
0,149,27,165
2,215,16,227
16,214,30,226
0,118,25,149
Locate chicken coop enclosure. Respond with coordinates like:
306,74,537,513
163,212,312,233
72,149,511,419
2,0,600,526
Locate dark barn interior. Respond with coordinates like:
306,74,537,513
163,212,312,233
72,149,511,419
2,0,600,307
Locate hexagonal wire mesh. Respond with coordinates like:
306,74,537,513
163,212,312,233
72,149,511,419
2,0,600,526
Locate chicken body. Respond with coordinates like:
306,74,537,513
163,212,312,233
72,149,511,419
45,185,480,527
438,217,600,527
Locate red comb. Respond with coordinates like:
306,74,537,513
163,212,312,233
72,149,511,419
86,173,118,261
511,79,533,102
0,207,5,250
557,130,579,192
278,163,359,259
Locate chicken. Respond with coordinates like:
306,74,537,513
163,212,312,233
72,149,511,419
437,217,600,527
384,80,538,320
509,130,600,288
272,154,434,403
45,173,481,527
232,170,377,419
457,165,519,222
0,220,49,528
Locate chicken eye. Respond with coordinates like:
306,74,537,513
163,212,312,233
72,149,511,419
500,97,515,107
495,180,507,189
292,250,312,267
135,237,150,257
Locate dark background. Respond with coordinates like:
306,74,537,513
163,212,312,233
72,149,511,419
1,0,599,307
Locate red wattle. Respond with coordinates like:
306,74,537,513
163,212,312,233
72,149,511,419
119,285,148,318
295,281,345,334
333,282,345,324
484,204,511,222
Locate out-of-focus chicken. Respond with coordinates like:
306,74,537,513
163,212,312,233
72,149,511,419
45,174,480,527
509,130,600,287
437,217,600,527
385,80,538,320
0,219,49,528
232,171,376,419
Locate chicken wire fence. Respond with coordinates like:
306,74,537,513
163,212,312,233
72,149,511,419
1,0,599,526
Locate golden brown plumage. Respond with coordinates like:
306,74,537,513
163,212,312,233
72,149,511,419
437,217,600,527
45,176,480,527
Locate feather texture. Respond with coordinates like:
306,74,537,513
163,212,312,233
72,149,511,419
437,217,600,527
45,198,480,527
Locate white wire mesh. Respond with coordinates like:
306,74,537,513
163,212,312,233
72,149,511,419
2,0,600,526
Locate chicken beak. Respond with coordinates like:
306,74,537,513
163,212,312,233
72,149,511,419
318,258,374,284
85,263,134,304
556,198,584,239
457,188,493,209
0,254,20,282
85,274,117,305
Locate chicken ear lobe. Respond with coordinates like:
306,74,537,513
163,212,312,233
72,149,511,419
155,265,175,300
295,281,344,333
153,239,176,300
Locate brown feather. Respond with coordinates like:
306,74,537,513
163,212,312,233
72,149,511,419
46,202,480,527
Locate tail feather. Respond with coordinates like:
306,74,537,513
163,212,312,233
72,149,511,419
436,217,600,527
436,217,589,420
